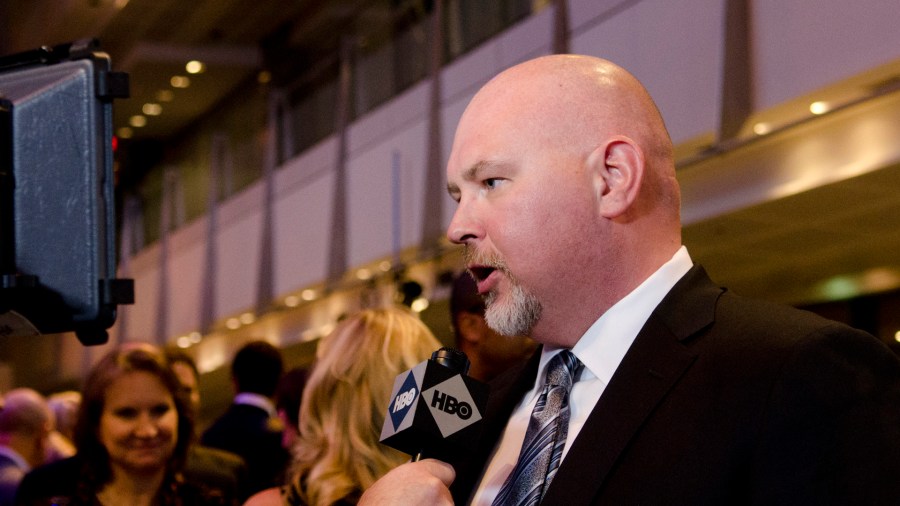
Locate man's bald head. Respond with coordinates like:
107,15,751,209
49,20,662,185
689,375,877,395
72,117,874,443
446,55,684,343
0,388,52,437
456,55,679,222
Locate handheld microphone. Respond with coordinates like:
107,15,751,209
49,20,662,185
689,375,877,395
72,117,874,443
380,347,489,461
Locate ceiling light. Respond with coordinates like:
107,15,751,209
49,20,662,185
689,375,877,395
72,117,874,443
129,115,147,127
176,336,192,348
225,318,241,330
301,289,317,301
379,260,392,271
185,60,206,74
170,76,190,88
284,295,300,307
239,312,256,325
142,103,162,116
156,89,174,102
357,268,372,280
895,330,900,343
117,127,133,139
809,101,830,115
752,122,772,135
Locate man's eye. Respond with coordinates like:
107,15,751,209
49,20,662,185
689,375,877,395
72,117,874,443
484,178,502,189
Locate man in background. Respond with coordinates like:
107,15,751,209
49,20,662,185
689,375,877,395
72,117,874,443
201,340,290,496
164,346,248,501
450,271,536,382
273,366,309,454
0,388,51,505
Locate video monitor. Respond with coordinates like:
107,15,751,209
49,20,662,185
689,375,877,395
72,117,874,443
0,40,132,345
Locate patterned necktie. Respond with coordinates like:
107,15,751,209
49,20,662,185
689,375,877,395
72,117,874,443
492,350,583,506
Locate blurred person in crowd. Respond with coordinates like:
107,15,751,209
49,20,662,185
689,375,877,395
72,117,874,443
15,343,234,506
46,392,80,443
0,389,52,505
202,341,289,496
450,271,537,382
165,346,249,502
243,306,442,506
273,367,309,455
43,391,80,463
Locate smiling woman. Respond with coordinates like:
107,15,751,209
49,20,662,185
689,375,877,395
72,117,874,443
14,343,235,506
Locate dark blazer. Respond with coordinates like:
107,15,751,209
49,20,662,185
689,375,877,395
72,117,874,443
201,403,290,496
451,266,900,505
0,453,25,506
185,444,248,502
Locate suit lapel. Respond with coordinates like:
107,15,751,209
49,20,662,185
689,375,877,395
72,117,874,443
542,266,722,503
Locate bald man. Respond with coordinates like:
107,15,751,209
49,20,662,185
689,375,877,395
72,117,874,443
0,389,52,505
360,55,900,505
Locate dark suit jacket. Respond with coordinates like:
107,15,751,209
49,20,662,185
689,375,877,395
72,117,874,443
0,453,25,506
185,444,248,502
450,266,900,505
201,402,290,496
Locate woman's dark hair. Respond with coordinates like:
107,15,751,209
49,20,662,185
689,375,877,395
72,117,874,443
72,342,195,501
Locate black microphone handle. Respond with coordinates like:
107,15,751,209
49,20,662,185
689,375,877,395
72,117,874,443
431,347,470,375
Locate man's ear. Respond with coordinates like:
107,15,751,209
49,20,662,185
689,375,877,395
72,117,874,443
588,136,644,218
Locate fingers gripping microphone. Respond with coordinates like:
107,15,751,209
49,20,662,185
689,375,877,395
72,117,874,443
380,347,489,461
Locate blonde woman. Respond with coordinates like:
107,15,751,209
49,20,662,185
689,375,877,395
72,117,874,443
244,306,441,506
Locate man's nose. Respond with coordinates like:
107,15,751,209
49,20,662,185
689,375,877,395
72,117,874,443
447,207,480,245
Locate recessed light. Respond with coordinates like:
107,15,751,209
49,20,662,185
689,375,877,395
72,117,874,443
186,60,206,74
809,101,830,115
129,115,147,127
142,103,162,116
171,76,191,88
752,122,772,135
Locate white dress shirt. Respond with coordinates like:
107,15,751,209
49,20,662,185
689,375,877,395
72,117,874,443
234,392,277,417
469,247,693,505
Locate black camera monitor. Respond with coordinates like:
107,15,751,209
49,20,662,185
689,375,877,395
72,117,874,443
0,40,132,345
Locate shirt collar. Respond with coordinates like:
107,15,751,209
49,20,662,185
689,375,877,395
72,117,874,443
234,392,277,417
538,246,693,387
0,446,30,471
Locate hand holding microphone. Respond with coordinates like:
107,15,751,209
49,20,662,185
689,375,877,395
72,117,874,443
379,347,489,462
358,459,456,506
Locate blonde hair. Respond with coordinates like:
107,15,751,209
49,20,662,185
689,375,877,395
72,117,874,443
289,307,441,506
